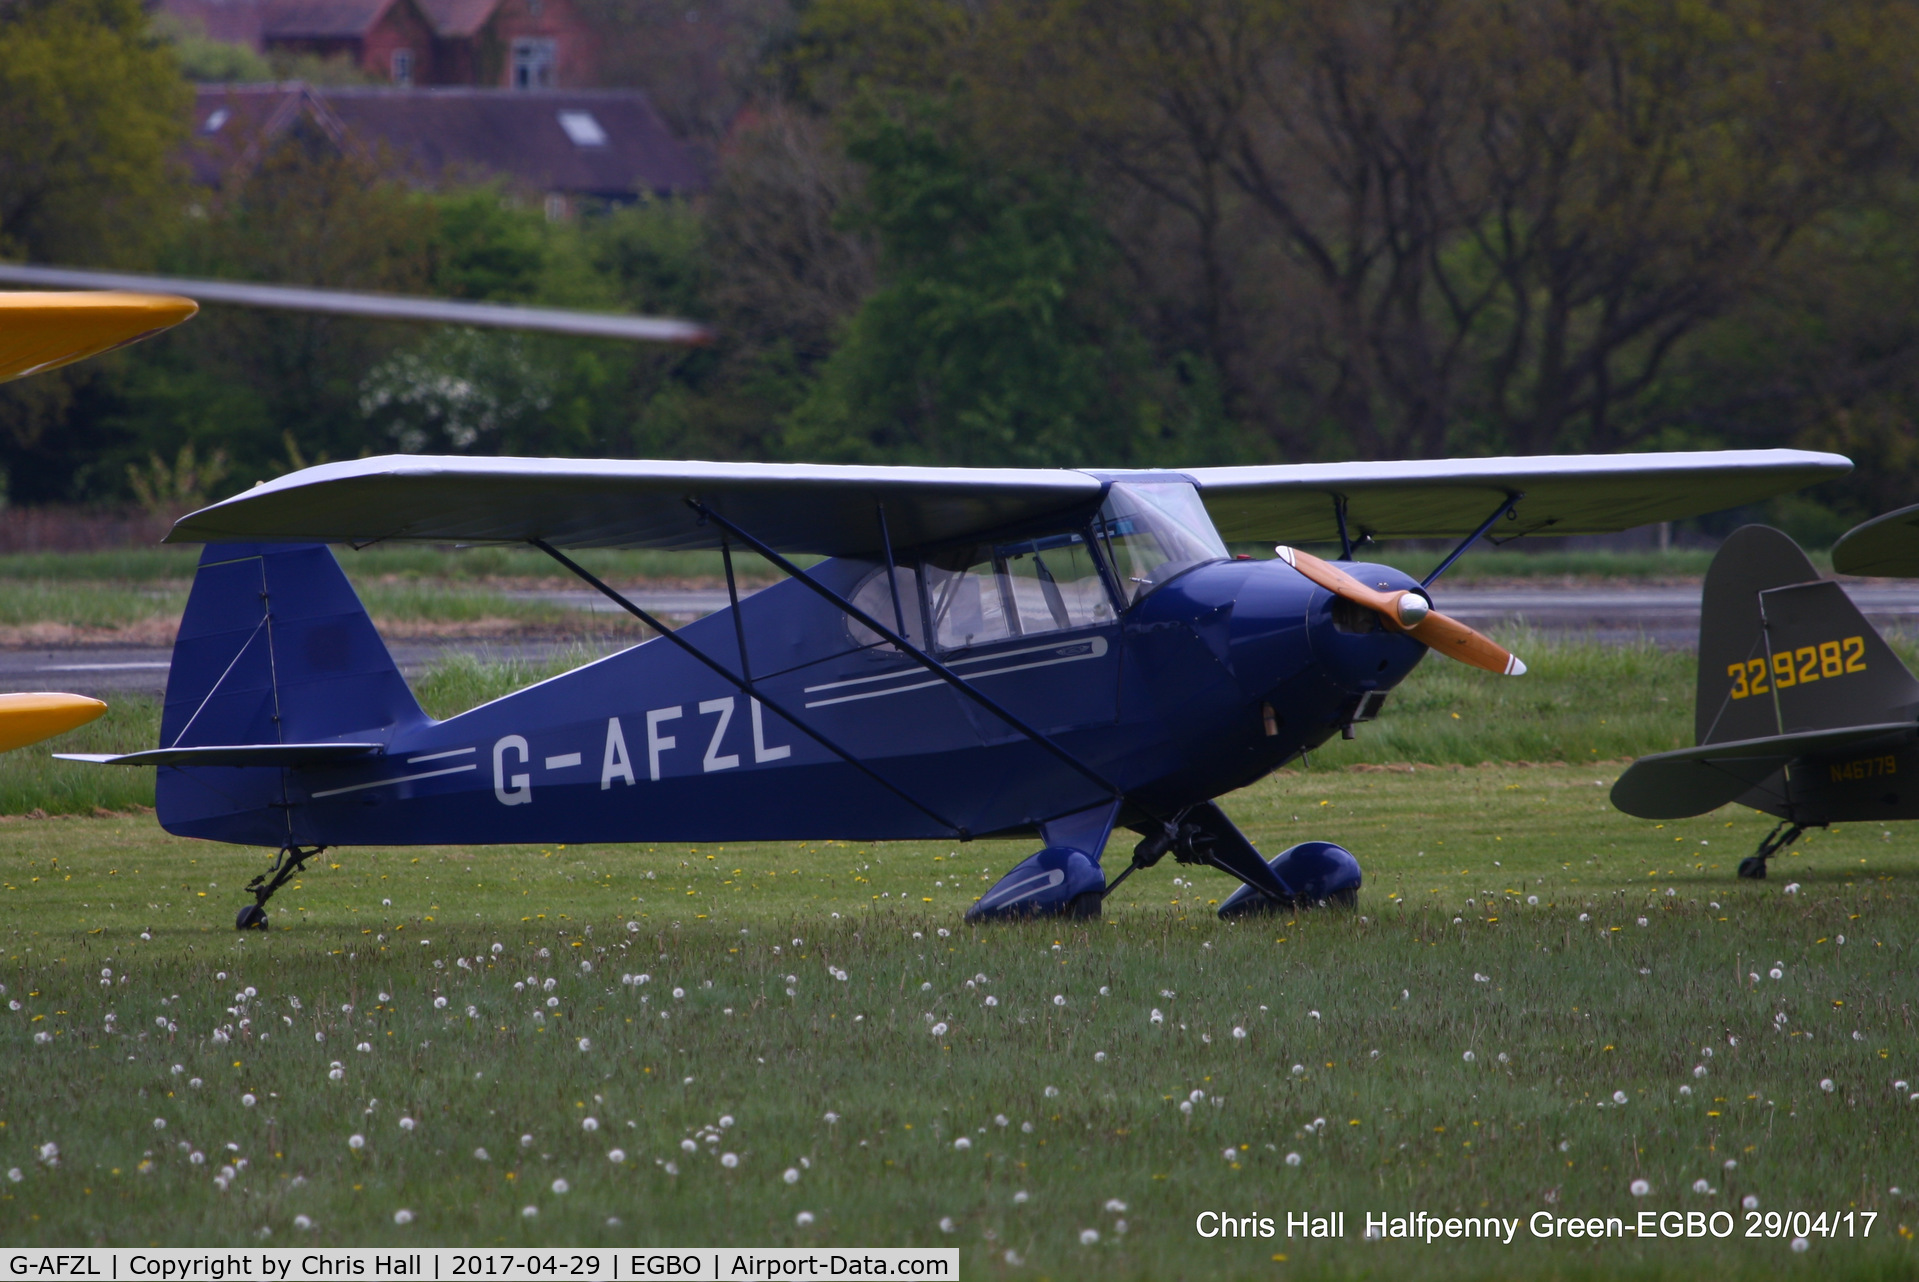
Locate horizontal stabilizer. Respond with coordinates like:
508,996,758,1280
57,743,384,768
1832,502,1919,576
1612,722,1916,819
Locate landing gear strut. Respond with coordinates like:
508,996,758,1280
1737,821,1804,880
236,845,325,930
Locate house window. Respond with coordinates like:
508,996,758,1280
391,48,414,85
511,38,557,89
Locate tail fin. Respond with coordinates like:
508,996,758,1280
157,542,427,844
1697,525,1919,744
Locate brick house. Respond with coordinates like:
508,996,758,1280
157,0,599,88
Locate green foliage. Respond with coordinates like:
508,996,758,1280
150,13,274,82
0,0,190,266
787,101,1239,467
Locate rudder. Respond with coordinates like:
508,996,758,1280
1696,525,1919,744
157,542,428,844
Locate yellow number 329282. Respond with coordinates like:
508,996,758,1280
1726,637,1865,699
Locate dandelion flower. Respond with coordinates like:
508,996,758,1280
348,1135,365,1151
681,1139,697,1153
1630,1180,1651,1196
433,997,447,1009
931,1022,948,1037
153,1118,167,1130
1613,1091,1629,1105
582,1117,599,1132
1791,1237,1809,1252
720,1116,734,1128
783,1167,800,1183
328,1067,344,1082
1286,1152,1302,1167
1820,1079,1835,1093
393,1209,414,1225
983,996,998,1008
551,1179,569,1195
721,1153,739,1169
5,1170,20,1183
1463,1051,1476,1063
1694,1065,1708,1078
1744,1195,1759,1210
241,1094,257,1108
1291,1064,1305,1077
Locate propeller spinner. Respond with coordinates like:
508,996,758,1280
1276,545,1526,676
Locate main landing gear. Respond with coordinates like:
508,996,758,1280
966,800,1361,922
1737,821,1805,880
236,844,326,930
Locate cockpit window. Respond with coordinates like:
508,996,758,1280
1094,481,1228,605
847,564,926,651
925,530,1114,650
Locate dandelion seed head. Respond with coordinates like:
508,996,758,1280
393,1209,413,1225
720,1153,739,1169
347,1135,365,1151
1630,1179,1651,1197
551,1179,569,1195
1079,1229,1099,1245
1286,1152,1302,1167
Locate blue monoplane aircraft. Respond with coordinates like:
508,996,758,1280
63,449,1846,929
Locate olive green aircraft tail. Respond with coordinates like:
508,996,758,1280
1695,525,1919,745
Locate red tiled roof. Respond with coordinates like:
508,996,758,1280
260,0,397,39
414,0,500,38
188,85,707,198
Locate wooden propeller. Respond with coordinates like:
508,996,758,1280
1276,545,1526,676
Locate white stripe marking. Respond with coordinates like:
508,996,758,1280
544,752,582,769
804,640,1108,709
802,637,1105,695
407,746,478,763
39,662,171,671
310,763,478,799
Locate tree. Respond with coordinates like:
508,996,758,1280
0,0,190,267
802,0,1919,463
786,100,1235,466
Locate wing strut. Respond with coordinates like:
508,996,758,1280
527,538,969,839
686,499,1126,808
1421,494,1522,588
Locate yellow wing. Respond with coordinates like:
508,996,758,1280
0,290,198,383
0,692,107,753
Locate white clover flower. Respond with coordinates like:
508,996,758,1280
1630,1179,1651,1196
393,1209,414,1225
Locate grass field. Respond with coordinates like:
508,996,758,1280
1,762,1916,1273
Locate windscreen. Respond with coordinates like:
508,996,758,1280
1095,481,1228,605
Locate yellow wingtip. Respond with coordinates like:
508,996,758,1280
0,291,198,383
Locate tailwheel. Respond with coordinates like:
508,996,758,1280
1736,856,1768,880
236,844,326,931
